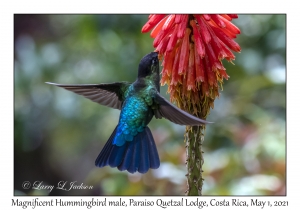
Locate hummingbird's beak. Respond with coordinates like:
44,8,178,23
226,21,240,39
153,51,162,61
151,51,158,56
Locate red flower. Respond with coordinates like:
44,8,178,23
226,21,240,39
142,14,241,116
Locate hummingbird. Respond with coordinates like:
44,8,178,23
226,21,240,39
46,52,211,174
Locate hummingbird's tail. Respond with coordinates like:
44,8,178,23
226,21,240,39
95,126,160,173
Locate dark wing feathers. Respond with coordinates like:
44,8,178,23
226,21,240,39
154,92,213,125
46,82,131,110
47,82,211,125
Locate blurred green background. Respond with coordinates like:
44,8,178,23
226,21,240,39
14,14,286,195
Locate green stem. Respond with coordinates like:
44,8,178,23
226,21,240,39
185,125,205,195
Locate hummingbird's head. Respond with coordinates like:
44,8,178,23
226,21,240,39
138,52,159,78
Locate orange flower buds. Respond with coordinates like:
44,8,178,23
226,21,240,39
142,14,241,117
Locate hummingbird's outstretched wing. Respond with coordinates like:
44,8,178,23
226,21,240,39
46,82,131,110
154,92,213,125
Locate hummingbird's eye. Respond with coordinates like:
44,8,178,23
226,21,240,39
152,58,158,65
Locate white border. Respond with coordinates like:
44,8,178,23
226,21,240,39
2,0,297,209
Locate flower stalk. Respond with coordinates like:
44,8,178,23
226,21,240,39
185,125,205,195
